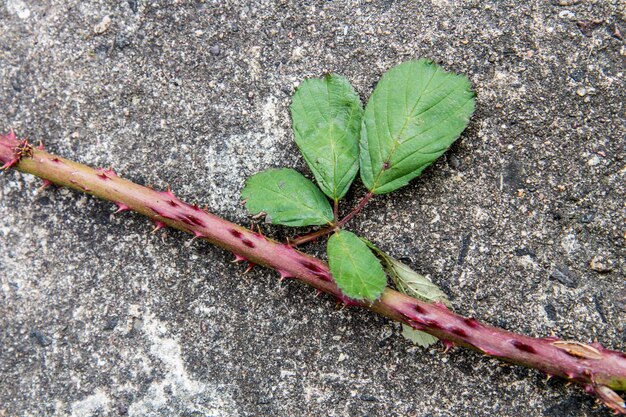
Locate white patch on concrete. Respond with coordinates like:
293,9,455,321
93,15,112,35
201,95,287,214
516,254,538,269
429,0,450,7
489,70,526,103
587,155,601,166
127,312,238,416
70,388,110,417
561,233,580,255
260,96,281,137
202,130,280,212
6,0,31,19
245,46,263,81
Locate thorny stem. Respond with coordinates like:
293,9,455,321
291,192,374,247
1,131,625,414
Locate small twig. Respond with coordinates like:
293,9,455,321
290,226,336,247
337,192,373,228
290,193,374,247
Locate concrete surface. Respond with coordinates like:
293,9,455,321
1,0,625,416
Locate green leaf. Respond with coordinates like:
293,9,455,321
384,257,451,306
291,74,363,201
401,324,439,348
241,168,333,227
327,230,387,302
360,59,476,194
363,239,450,305
363,240,450,348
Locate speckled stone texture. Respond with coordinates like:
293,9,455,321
1,1,624,416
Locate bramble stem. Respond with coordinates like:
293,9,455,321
1,131,624,414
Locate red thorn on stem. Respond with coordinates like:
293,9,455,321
231,253,247,263
278,270,293,282
434,301,451,311
188,230,205,243
244,262,256,274
1,158,19,170
160,187,176,199
37,141,45,151
480,347,500,356
96,169,110,180
315,289,323,297
442,339,455,353
38,179,53,190
278,269,292,279
151,221,166,233
113,202,131,214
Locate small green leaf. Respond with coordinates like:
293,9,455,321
327,230,387,302
363,240,450,348
401,324,439,348
363,239,450,305
360,59,475,194
291,74,363,201
241,168,333,227
384,257,451,306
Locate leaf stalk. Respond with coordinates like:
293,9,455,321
290,192,374,247
337,192,373,228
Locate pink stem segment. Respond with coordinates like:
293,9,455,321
1,131,625,414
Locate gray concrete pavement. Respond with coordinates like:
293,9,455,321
1,1,624,415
